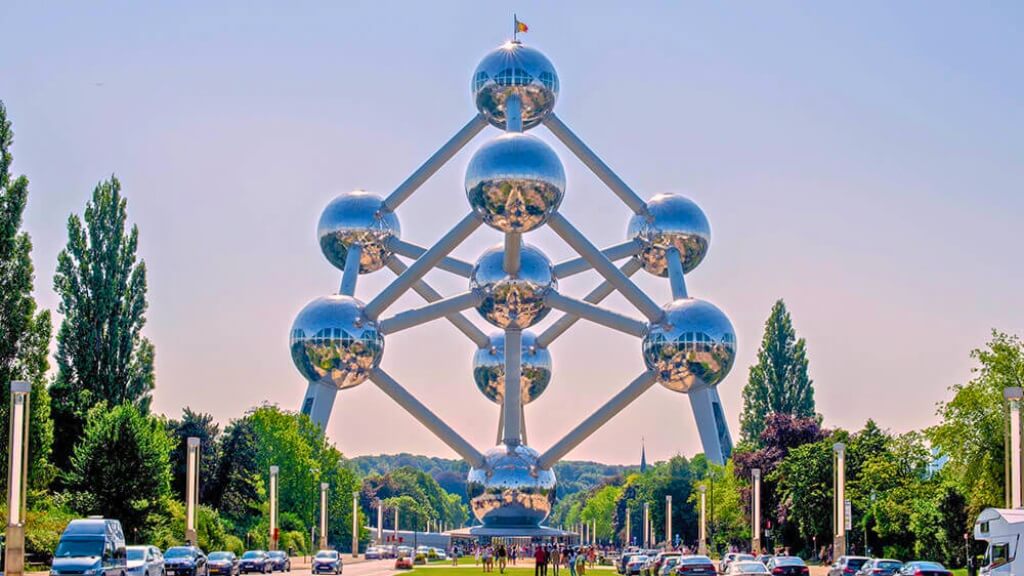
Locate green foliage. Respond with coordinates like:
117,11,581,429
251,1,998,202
740,300,816,444
929,330,1024,521
63,403,173,539
208,415,264,530
51,175,155,472
0,100,55,497
579,484,622,540
167,408,222,504
691,460,749,553
363,466,468,530
24,505,76,558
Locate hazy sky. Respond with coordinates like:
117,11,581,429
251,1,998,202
1,2,1021,465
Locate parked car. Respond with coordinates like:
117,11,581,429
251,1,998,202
829,557,871,576
728,561,770,576
51,518,127,576
757,556,773,566
127,545,164,576
651,552,682,576
364,547,381,560
238,551,271,574
673,555,716,576
394,555,413,570
164,546,207,576
433,548,447,561
765,556,808,576
720,554,755,574
313,550,342,575
857,559,903,576
626,555,649,575
660,557,681,576
620,553,640,575
266,552,290,573
897,562,952,576
207,552,239,576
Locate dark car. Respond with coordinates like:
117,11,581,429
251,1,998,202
620,554,639,575
898,562,952,576
267,552,290,573
673,555,716,576
857,559,903,576
313,550,342,575
766,556,808,576
164,546,208,576
830,557,871,576
239,551,271,574
207,552,239,576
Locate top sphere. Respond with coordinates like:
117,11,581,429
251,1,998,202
473,42,559,130
642,298,736,393
628,193,710,277
318,190,400,273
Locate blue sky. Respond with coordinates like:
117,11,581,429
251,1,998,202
1,1,1022,464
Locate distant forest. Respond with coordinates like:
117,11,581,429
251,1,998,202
349,453,636,503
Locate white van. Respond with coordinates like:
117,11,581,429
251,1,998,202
974,507,1024,575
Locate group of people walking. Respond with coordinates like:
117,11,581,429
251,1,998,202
460,543,599,576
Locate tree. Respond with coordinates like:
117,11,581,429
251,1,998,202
51,176,155,472
64,403,173,538
929,331,1024,521
740,300,816,444
167,408,221,504
208,416,264,529
689,460,749,553
0,100,54,495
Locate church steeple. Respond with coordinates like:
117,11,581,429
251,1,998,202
640,437,648,473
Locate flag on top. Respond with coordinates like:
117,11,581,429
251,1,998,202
514,15,528,41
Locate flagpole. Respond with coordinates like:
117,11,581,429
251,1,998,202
513,13,518,42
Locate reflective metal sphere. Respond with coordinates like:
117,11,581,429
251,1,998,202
290,295,384,389
318,190,400,273
466,133,565,233
467,445,557,527
473,42,559,130
628,193,711,276
470,244,557,329
473,331,552,405
642,298,736,393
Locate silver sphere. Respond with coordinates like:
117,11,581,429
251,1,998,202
642,298,736,393
473,41,559,130
628,193,711,276
470,244,557,329
467,445,557,528
466,133,565,233
318,190,400,273
473,331,552,405
290,295,384,390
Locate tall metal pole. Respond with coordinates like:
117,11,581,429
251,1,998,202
502,329,523,446
833,444,847,558
319,483,329,549
393,507,399,542
269,466,279,550
665,495,672,550
698,485,707,555
5,381,31,576
351,490,359,557
1005,387,1023,508
751,469,762,554
185,437,200,544
642,502,650,548
376,499,383,544
592,519,597,545
625,506,631,547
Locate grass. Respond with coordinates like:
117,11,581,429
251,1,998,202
407,566,615,576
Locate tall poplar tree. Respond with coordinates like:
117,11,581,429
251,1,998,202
739,299,816,444
0,100,55,492
51,175,155,470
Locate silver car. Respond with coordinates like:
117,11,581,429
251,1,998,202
127,546,165,576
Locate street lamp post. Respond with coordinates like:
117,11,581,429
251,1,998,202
376,498,383,544
269,465,279,551
625,506,631,548
752,468,761,554
320,483,329,549
665,495,672,550
833,443,847,558
1005,387,1023,508
352,490,359,557
5,381,31,576
185,437,200,544
698,485,707,555
642,502,650,548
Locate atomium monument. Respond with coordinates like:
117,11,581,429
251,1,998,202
290,39,736,536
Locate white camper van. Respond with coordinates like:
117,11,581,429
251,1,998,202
974,508,1024,575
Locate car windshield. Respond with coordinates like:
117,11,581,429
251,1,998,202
910,563,944,571
242,551,264,559
734,563,769,574
54,540,104,558
737,556,756,562
877,562,901,569
633,556,648,563
847,560,868,570
127,549,146,561
680,557,712,565
776,558,805,566
166,548,195,559
316,551,338,559
209,553,232,561
269,552,285,558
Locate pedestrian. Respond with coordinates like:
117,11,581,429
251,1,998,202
476,546,481,567
535,545,547,576
567,548,577,576
550,546,561,576
575,549,586,576
498,544,508,574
